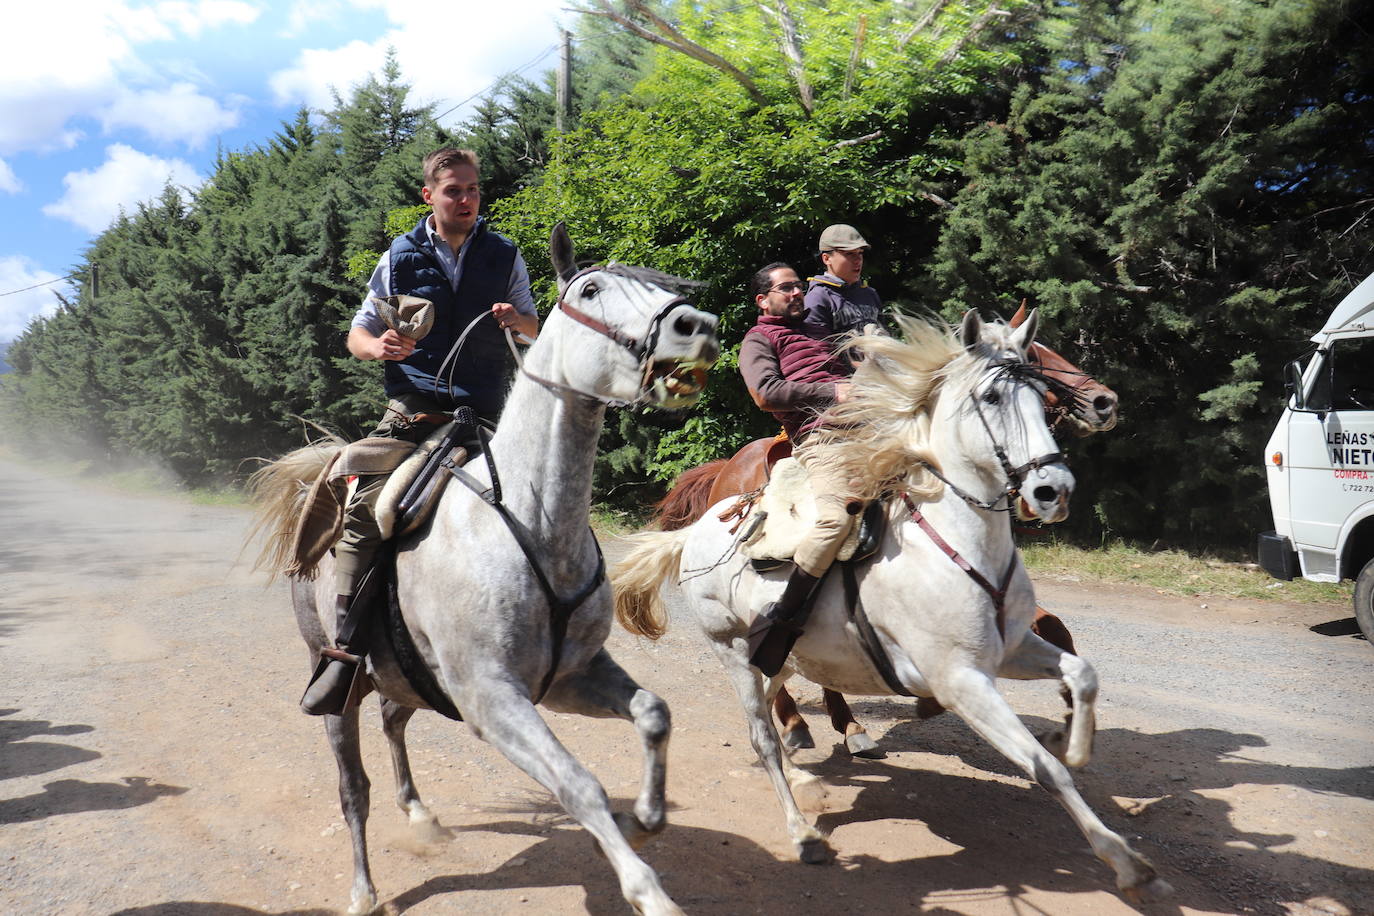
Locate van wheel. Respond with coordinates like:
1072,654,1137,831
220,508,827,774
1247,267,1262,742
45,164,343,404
1355,558,1374,646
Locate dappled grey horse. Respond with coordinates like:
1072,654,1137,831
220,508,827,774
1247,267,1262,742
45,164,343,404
612,312,1170,903
251,223,717,915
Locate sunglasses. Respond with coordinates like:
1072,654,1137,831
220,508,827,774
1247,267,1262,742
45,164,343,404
769,281,806,294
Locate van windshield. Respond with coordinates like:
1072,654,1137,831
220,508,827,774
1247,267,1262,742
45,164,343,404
1330,337,1374,411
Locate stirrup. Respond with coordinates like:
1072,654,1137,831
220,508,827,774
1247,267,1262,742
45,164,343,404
300,649,370,716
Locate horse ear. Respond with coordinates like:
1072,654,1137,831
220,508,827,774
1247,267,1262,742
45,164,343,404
1010,300,1027,328
549,221,577,289
1010,307,1040,352
959,309,983,349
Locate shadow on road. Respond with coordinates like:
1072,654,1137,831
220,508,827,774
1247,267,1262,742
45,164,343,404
789,710,1374,916
0,708,186,825
0,709,100,781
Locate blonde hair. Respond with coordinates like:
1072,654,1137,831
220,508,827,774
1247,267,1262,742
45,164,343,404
422,147,480,187
802,315,968,502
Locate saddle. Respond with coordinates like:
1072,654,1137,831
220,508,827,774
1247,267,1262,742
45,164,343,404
734,458,885,570
288,410,479,579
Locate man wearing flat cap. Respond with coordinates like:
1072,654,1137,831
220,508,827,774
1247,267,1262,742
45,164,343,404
803,223,885,342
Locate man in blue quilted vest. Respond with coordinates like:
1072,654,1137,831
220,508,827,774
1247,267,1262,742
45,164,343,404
302,147,539,715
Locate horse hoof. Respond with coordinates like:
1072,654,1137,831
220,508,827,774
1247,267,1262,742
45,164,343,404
347,890,380,915
845,732,885,759
782,725,815,749
798,837,832,865
1124,875,1174,903
614,811,654,851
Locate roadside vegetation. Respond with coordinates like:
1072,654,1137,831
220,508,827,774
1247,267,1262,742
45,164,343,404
2,0,1369,556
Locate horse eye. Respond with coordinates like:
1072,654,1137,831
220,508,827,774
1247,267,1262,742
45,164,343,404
580,281,600,298
982,388,1001,405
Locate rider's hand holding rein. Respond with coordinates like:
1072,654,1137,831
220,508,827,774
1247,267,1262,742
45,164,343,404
493,300,538,341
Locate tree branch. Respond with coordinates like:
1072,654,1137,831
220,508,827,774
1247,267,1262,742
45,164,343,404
572,1,770,108
757,0,813,114
938,7,1009,66
832,129,883,148
898,0,949,50
844,13,868,99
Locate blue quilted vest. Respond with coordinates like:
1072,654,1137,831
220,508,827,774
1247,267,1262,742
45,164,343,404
383,216,519,420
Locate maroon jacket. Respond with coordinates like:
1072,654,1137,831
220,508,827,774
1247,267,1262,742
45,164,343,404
739,314,851,442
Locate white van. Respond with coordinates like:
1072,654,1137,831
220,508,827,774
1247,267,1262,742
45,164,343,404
1259,271,1374,643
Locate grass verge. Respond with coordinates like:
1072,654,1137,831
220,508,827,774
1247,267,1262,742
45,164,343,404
1021,537,1352,607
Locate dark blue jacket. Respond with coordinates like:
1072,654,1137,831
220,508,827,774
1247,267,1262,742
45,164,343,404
384,217,518,420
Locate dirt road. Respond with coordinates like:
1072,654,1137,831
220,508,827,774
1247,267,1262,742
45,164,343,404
2,459,1371,916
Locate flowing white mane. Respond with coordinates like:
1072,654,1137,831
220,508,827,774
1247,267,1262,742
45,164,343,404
807,314,1023,501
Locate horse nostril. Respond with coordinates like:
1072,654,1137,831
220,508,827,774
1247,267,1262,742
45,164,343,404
1033,485,1058,505
1093,394,1116,414
674,316,696,336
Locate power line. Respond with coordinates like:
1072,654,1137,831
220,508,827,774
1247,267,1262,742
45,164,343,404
0,273,79,298
432,43,562,122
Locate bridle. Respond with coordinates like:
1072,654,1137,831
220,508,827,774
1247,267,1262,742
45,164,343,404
919,355,1065,513
521,265,695,408
1030,345,1096,430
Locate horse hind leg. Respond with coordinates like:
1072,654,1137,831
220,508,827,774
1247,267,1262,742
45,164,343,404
773,685,815,749
324,709,380,915
463,679,683,916
379,698,444,838
941,667,1171,901
823,688,884,759
542,648,671,848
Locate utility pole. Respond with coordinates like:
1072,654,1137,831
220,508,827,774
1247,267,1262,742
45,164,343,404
556,29,572,132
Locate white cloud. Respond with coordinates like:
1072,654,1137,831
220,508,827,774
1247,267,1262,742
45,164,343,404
268,0,567,123
0,256,66,341
42,144,203,235
100,83,242,147
0,160,20,194
0,1,259,155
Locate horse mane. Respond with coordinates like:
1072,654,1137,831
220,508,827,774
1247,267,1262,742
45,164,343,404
598,262,704,296
805,314,1015,502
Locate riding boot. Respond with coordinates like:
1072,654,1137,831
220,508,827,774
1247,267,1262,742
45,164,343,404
747,566,823,677
301,595,366,716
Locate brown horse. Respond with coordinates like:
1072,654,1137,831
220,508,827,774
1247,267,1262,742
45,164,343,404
649,309,1116,756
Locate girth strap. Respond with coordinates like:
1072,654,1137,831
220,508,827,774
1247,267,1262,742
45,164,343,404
841,562,917,698
445,463,606,704
903,494,1016,639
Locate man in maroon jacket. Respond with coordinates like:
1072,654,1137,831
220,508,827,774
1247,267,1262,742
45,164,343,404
738,262,860,675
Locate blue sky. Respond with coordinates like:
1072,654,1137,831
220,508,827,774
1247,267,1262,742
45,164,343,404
0,0,572,342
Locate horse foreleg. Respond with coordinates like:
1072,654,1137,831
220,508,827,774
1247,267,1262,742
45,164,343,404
542,648,671,846
463,682,682,916
999,632,1098,767
323,709,379,916
941,668,1171,902
773,686,815,749
379,698,440,833
822,688,884,759
711,637,830,864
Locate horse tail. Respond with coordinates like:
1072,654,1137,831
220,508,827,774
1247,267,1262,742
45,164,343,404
243,435,346,580
610,530,688,640
650,459,726,530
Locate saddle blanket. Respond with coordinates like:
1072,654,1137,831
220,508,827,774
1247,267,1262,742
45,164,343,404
739,457,864,562
288,426,461,579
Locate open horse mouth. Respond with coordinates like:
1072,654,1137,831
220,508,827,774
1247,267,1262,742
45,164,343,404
647,357,712,406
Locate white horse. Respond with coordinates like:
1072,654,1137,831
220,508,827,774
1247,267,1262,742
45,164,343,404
250,224,717,916
611,312,1171,902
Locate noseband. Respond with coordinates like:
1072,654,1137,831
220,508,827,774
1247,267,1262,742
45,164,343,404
521,266,692,406
922,356,1065,512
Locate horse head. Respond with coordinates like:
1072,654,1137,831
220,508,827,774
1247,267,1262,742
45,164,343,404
547,222,718,408
953,309,1076,523
1011,303,1118,435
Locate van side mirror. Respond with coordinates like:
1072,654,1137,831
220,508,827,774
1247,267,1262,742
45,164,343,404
1283,359,1307,410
